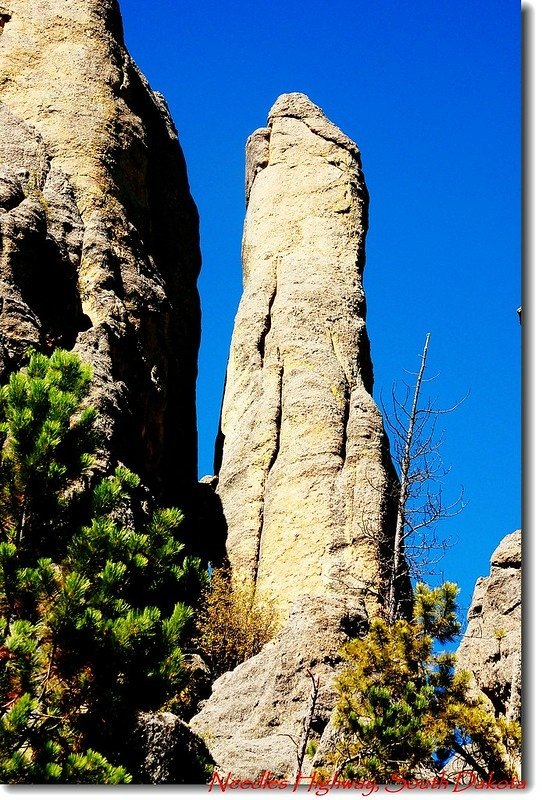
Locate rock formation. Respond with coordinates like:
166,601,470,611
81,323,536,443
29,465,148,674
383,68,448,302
192,94,401,777
193,594,367,779
456,530,522,722
0,0,201,503
128,712,213,784
214,92,398,619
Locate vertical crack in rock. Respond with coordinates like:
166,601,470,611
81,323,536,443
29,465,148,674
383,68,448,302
256,284,276,363
339,384,351,466
266,364,283,478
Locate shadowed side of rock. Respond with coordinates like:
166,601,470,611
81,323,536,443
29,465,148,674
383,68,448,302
128,712,213,784
0,0,201,503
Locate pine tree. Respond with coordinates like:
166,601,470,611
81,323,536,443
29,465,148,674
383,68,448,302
0,350,206,783
322,583,521,782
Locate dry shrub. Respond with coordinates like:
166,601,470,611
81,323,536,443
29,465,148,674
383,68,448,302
197,567,278,678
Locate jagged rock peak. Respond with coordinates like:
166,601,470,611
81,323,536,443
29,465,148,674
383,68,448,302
244,93,360,207
0,0,201,502
456,530,521,722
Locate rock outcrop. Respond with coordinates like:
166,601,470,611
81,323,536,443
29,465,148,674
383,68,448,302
192,594,367,779
0,0,201,502
456,530,521,721
193,94,401,777
214,93,398,619
128,712,213,784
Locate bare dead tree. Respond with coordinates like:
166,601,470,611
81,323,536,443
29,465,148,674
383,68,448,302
294,669,320,775
281,670,321,781
383,333,466,622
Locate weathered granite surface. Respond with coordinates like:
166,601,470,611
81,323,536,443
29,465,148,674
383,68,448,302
193,94,402,778
0,0,201,502
456,530,522,721
215,93,398,620
191,593,367,779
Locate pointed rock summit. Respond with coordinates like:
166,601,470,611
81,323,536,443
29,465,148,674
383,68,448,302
0,0,201,501
193,94,400,776
215,92,397,618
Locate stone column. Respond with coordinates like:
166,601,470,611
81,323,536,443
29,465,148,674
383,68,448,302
216,92,397,618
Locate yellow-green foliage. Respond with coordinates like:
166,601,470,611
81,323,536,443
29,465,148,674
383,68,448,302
196,567,278,677
321,583,521,783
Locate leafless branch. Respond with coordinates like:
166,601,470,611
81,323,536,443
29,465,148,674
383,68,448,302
383,333,467,622
290,669,320,779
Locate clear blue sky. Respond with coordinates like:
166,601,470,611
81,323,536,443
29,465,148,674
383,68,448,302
118,0,521,625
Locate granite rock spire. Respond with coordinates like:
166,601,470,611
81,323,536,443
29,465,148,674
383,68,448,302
215,92,397,618
192,94,401,777
456,530,522,723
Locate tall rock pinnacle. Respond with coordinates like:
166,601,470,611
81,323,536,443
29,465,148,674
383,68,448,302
0,0,201,501
215,93,397,617
192,94,401,776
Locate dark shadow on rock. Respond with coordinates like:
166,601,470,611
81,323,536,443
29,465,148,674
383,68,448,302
125,711,213,784
183,476,228,569
161,475,229,653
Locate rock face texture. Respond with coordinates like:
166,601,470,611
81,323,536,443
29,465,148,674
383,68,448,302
215,93,398,619
128,712,213,784
193,94,400,777
456,531,521,721
0,0,201,501
192,594,367,779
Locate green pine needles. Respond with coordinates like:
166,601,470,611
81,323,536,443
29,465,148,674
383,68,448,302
320,583,521,783
0,350,205,783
